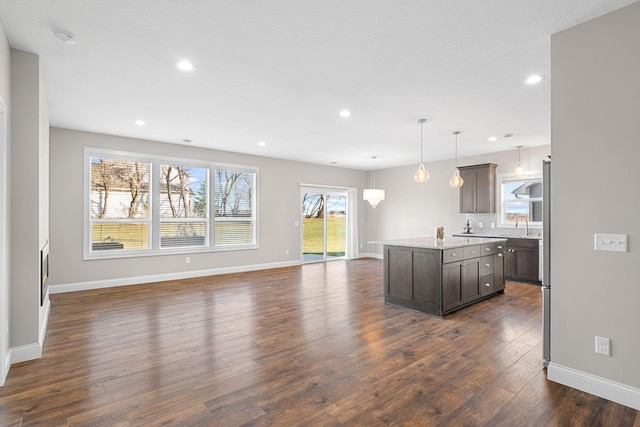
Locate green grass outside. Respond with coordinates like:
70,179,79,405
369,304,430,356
303,217,346,256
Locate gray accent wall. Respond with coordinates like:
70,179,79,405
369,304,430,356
48,128,369,287
9,49,49,349
551,2,640,389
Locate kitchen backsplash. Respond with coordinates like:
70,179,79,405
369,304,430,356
461,213,542,237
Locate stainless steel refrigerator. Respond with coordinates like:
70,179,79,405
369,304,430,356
542,158,551,367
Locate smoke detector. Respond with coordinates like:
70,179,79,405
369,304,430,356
54,30,77,45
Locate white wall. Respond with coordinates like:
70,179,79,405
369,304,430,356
367,145,550,254
9,49,49,358
550,0,640,406
48,128,370,288
0,21,11,383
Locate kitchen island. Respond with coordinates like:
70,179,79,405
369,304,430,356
383,236,507,317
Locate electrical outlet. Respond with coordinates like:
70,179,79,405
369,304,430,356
186,256,191,264
478,222,484,228
4,319,8,335
285,249,289,255
595,336,611,356
360,243,363,249
491,222,496,228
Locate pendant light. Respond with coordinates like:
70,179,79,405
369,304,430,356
449,131,464,188
414,119,430,183
363,156,385,209
514,145,525,176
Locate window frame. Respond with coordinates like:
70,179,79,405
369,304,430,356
84,148,259,260
497,171,543,229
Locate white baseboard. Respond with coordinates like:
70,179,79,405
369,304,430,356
9,342,42,365
8,297,50,366
49,260,303,294
359,252,383,260
547,362,640,411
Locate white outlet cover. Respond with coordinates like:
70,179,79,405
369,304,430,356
595,336,611,356
594,233,628,252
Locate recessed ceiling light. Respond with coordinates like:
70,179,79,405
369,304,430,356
488,136,498,142
135,120,146,126
53,30,77,45
525,75,544,84
503,133,515,138
258,141,266,147
182,138,192,143
339,110,351,118
175,60,195,71
330,161,338,165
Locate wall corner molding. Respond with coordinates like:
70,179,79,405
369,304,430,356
7,297,50,367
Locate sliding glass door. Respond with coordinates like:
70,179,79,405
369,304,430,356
301,188,347,262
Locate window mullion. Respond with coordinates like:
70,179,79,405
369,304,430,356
151,161,160,250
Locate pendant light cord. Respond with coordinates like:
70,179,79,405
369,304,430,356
420,121,424,163
452,131,461,168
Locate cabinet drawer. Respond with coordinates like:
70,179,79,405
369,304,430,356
480,274,495,297
480,255,494,276
443,248,463,263
481,243,495,255
463,245,481,259
507,238,539,249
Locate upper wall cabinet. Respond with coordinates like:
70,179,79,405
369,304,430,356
459,163,497,213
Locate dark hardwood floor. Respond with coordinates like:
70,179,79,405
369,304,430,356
0,259,638,426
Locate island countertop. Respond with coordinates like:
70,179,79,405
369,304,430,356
383,236,507,250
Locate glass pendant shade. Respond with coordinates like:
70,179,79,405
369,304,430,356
450,131,463,188
363,188,385,209
414,163,430,183
449,169,464,188
514,146,525,176
414,119,429,184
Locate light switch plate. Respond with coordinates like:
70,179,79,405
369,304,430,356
594,233,628,252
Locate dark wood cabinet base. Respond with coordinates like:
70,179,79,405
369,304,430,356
384,241,506,317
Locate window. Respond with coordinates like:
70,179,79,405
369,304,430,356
159,164,208,248
90,157,151,251
85,149,257,258
497,172,543,227
214,168,256,246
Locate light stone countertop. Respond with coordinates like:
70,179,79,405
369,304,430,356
383,236,507,250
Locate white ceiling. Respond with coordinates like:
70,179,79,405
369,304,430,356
0,1,636,170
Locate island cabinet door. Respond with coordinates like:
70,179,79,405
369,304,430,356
494,251,505,292
461,259,481,303
384,246,442,316
442,261,464,312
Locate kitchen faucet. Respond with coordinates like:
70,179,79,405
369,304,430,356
515,215,529,236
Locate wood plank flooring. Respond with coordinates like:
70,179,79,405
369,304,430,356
0,259,638,426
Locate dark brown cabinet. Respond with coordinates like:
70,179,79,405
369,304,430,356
384,246,442,315
505,238,539,282
459,163,497,213
442,257,480,312
442,261,463,312
386,241,506,317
